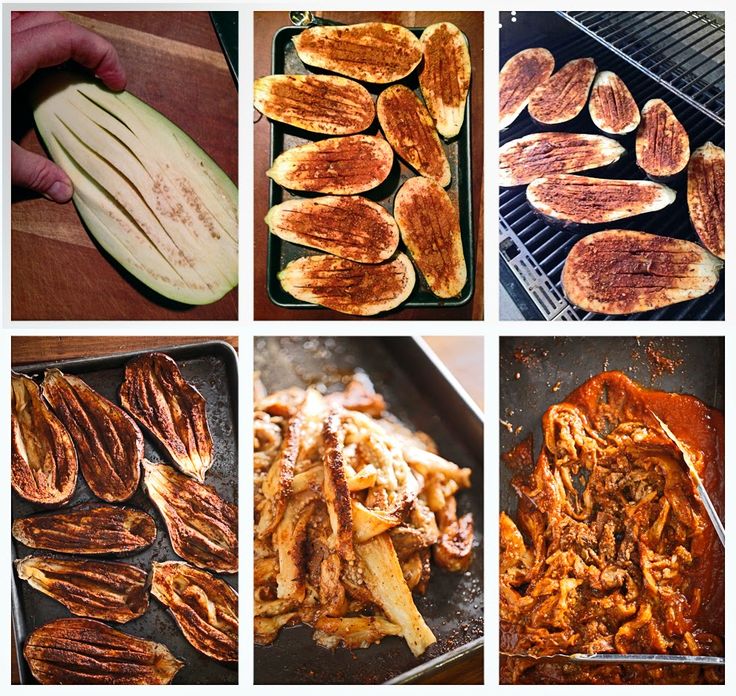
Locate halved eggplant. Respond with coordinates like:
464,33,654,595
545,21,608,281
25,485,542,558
499,132,625,187
527,175,675,227
562,230,722,314
499,47,554,130
688,142,725,259
265,196,399,263
268,135,394,194
636,99,690,181
528,58,596,125
588,71,640,135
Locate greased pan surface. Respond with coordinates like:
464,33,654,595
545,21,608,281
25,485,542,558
266,27,474,311
254,336,484,683
11,341,238,685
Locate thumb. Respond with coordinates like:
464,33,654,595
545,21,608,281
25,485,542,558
11,142,73,202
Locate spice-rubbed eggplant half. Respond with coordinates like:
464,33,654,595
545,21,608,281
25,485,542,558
151,561,238,663
268,135,393,195
528,57,596,125
32,73,237,306
418,22,471,138
266,196,399,263
527,175,675,227
636,99,690,181
11,372,77,507
143,460,238,574
499,47,554,130
119,352,212,483
377,85,451,186
253,75,375,135
15,556,148,624
562,230,722,315
279,252,416,316
24,618,183,685
499,132,625,187
688,142,725,259
12,503,157,555
588,71,640,135
41,369,143,502
293,22,422,83
394,177,466,297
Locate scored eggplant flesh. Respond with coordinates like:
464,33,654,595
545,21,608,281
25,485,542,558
588,71,640,135
688,142,725,260
636,99,690,180
528,58,596,125
499,47,555,130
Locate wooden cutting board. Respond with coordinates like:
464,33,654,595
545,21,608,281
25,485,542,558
11,11,238,320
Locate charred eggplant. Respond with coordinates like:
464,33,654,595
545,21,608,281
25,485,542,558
499,47,555,130
588,71,640,135
636,99,690,181
528,57,596,125
688,142,725,259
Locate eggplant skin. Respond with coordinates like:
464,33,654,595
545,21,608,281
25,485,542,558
688,142,725,259
15,555,148,624
12,503,157,555
151,561,238,663
528,58,596,125
41,369,143,503
588,71,640,135
562,230,723,314
636,99,690,181
24,618,183,685
499,47,555,130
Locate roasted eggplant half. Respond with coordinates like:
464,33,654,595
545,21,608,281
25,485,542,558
528,57,596,125
24,618,183,684
636,99,690,181
499,47,555,130
499,132,625,187
151,561,238,663
15,555,148,623
11,372,77,507
588,71,640,135
41,369,143,502
688,142,725,259
119,352,212,483
12,503,157,555
562,230,722,315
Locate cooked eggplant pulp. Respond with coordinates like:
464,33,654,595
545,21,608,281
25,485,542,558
32,73,238,305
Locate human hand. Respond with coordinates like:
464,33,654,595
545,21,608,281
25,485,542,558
11,12,126,202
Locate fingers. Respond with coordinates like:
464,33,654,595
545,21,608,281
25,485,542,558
11,142,73,203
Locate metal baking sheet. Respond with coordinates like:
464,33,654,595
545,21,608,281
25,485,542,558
265,26,474,311
254,336,484,684
11,341,239,685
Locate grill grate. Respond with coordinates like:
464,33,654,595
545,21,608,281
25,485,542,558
499,12,725,321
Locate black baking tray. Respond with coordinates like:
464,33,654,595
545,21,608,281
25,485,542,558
265,26,474,312
253,336,484,684
11,341,239,685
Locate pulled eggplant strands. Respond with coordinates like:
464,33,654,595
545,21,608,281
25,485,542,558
253,374,474,656
500,371,724,685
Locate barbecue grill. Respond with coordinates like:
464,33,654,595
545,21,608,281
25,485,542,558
499,11,725,321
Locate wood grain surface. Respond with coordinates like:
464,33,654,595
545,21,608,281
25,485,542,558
11,11,238,320
253,11,484,321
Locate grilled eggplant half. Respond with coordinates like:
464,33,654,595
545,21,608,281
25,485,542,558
12,503,157,555
418,22,471,138
688,142,725,259
11,372,77,507
562,230,722,314
143,460,238,574
278,253,416,315
636,99,690,181
120,352,212,483
15,555,148,623
377,85,451,186
588,71,640,135
24,618,183,684
499,132,625,187
266,196,399,263
394,177,466,297
528,58,596,125
499,47,555,130
268,135,394,195
151,561,238,663
253,74,374,135
41,369,143,502
527,175,675,227
292,22,422,83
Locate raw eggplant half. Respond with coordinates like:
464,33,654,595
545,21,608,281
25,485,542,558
32,72,238,306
